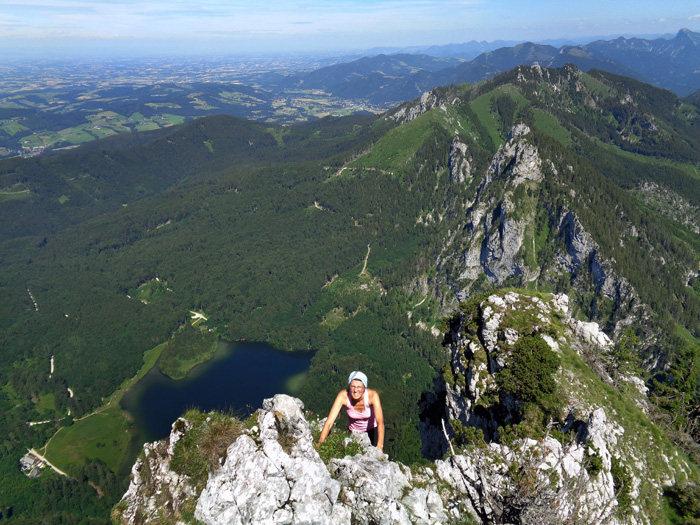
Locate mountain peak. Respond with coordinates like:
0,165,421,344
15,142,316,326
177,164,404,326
676,28,699,43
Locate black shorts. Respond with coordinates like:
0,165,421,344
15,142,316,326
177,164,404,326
366,426,378,447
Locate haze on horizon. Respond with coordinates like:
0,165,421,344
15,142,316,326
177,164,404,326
1,0,699,59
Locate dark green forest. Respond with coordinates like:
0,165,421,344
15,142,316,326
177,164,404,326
2,65,700,522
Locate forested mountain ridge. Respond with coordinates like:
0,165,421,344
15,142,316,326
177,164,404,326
1,65,700,522
0,114,386,242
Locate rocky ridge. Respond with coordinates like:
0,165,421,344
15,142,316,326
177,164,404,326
390,68,699,356
437,122,643,336
391,80,651,338
115,292,691,525
115,394,451,525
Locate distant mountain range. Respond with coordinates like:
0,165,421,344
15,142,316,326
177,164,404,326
277,29,700,104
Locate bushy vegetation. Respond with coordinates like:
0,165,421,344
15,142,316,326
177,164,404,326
314,430,363,465
663,482,700,524
443,294,563,437
495,335,561,414
611,455,633,517
170,410,245,492
158,325,218,380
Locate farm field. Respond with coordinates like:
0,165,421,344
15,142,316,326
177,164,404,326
0,55,382,158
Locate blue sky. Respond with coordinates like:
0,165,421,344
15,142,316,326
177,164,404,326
2,0,699,57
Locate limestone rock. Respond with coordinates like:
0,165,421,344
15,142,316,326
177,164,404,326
195,395,340,525
569,318,613,348
434,122,645,338
118,394,452,525
392,89,442,123
449,139,471,183
116,418,199,524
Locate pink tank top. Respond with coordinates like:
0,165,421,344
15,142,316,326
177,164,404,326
346,390,377,432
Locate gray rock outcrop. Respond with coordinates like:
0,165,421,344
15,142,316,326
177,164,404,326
117,394,452,525
392,89,443,123
195,395,340,524
117,417,199,524
431,122,645,338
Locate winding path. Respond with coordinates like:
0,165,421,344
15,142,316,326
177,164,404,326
413,296,427,308
360,244,371,275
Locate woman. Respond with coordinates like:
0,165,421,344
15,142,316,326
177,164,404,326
318,371,385,451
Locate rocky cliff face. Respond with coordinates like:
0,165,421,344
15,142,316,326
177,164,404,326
115,294,690,525
400,115,656,353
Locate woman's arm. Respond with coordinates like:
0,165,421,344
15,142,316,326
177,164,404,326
370,389,385,451
318,390,346,445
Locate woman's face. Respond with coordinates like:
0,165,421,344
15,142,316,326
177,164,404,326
349,379,365,401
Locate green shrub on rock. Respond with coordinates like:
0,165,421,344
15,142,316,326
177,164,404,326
170,410,245,491
495,334,561,417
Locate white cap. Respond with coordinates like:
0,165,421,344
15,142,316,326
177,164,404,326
347,370,368,388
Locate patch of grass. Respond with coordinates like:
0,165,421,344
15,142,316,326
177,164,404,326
266,126,286,147
44,406,132,475
0,182,31,201
36,393,56,414
159,113,186,126
499,296,558,336
127,278,171,304
170,411,245,491
90,126,119,139
40,342,167,476
578,74,612,98
469,92,503,147
348,108,452,175
310,265,386,329
135,122,160,132
145,102,183,109
56,128,96,145
1,121,29,136
533,108,572,146
322,306,348,330
315,430,363,465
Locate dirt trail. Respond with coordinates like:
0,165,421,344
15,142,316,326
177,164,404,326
360,244,371,275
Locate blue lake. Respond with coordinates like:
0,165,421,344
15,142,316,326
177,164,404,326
120,340,313,445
